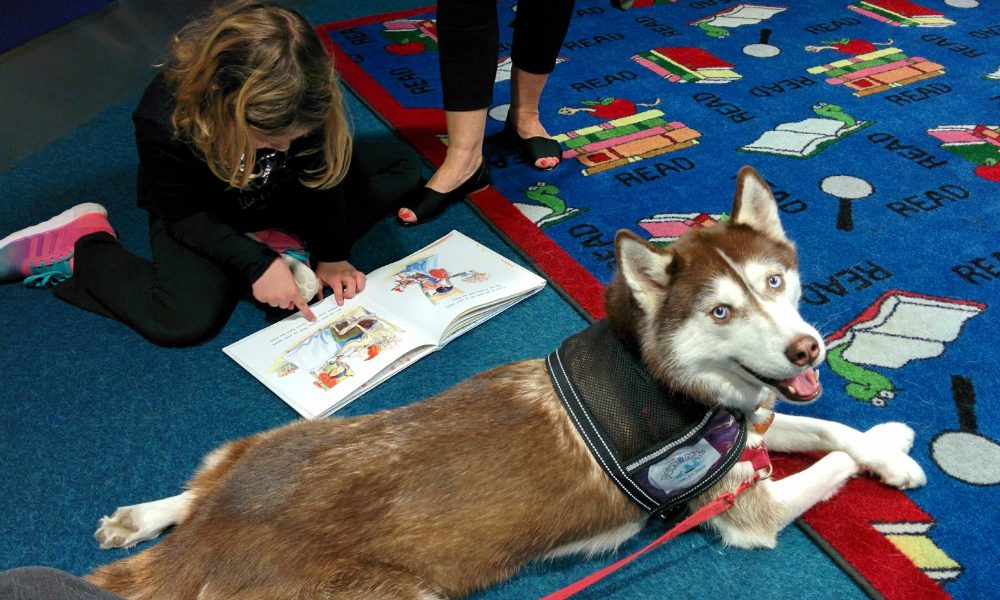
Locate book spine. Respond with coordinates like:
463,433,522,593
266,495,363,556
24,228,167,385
631,55,671,79
820,53,906,78
851,3,919,26
848,5,901,26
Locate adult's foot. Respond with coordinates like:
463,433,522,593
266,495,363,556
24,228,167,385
397,153,489,225
505,109,560,170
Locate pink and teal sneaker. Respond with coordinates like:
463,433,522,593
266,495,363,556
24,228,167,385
247,229,318,300
248,229,310,264
0,203,116,288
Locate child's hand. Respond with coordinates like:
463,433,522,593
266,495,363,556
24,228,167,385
315,260,366,306
252,257,317,321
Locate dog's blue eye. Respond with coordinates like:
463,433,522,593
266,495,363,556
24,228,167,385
711,305,730,320
768,274,784,289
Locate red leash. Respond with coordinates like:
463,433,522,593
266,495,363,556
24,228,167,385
538,445,771,600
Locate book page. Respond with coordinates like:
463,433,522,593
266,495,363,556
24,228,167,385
223,295,437,419
363,231,546,343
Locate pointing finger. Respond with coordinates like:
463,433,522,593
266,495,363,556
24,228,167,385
295,296,316,321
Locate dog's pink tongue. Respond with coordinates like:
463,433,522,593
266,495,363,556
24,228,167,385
779,369,821,402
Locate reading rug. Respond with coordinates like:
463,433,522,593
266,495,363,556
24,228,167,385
319,1,999,599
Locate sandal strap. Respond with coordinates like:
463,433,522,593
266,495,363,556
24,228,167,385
503,118,562,168
398,161,491,226
407,188,453,222
520,135,562,163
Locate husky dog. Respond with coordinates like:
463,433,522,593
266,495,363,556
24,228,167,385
88,167,925,599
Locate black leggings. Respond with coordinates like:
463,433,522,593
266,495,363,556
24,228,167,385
437,0,576,111
53,142,420,347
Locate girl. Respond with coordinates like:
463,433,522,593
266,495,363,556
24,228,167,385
0,0,420,346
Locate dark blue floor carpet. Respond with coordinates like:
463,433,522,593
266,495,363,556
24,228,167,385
0,1,873,598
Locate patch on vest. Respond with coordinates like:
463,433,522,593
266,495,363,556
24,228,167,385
633,410,742,504
547,320,747,518
649,439,720,493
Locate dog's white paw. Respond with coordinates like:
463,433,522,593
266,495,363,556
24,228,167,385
854,423,926,489
865,422,915,453
94,506,164,549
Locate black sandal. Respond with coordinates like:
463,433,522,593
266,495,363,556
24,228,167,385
396,161,491,227
503,117,562,171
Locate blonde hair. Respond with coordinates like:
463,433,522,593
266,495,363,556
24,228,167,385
163,0,351,190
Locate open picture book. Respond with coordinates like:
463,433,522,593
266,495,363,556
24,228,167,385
224,231,547,419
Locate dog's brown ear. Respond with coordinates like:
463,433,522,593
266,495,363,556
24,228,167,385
731,166,787,241
616,230,672,316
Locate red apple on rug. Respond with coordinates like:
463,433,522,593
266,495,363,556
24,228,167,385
385,40,424,55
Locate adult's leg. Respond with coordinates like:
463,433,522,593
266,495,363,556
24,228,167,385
53,220,239,346
508,0,576,168
508,69,559,169
0,567,123,600
436,0,499,112
398,0,496,223
509,0,575,77
422,110,488,193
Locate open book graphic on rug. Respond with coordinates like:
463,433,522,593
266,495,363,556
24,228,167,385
741,116,872,157
225,231,545,419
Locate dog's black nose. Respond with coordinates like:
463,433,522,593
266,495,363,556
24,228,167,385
786,335,820,366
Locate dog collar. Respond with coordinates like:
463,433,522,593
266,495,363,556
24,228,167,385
546,320,748,520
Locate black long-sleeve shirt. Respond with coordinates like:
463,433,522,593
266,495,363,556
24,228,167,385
132,73,349,284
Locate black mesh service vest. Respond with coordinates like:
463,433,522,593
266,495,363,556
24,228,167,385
546,320,748,520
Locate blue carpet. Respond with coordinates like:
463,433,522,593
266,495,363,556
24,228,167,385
0,1,878,599
315,0,999,597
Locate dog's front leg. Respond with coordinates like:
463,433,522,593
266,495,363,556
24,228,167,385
711,451,859,549
764,414,926,489
763,450,859,530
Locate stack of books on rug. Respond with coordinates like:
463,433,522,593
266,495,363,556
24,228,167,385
553,110,701,176
631,47,741,84
381,18,439,54
847,0,955,27
807,47,944,96
927,125,1000,181
638,213,726,246
928,125,1000,155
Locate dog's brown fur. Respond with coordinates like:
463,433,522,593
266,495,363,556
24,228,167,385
88,167,924,599
88,360,645,599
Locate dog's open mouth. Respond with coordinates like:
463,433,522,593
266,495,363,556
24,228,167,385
742,366,822,403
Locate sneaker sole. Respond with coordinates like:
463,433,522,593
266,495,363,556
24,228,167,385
0,203,109,248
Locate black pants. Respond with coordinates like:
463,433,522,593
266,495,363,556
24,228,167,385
53,142,420,347
0,568,122,600
437,0,576,111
